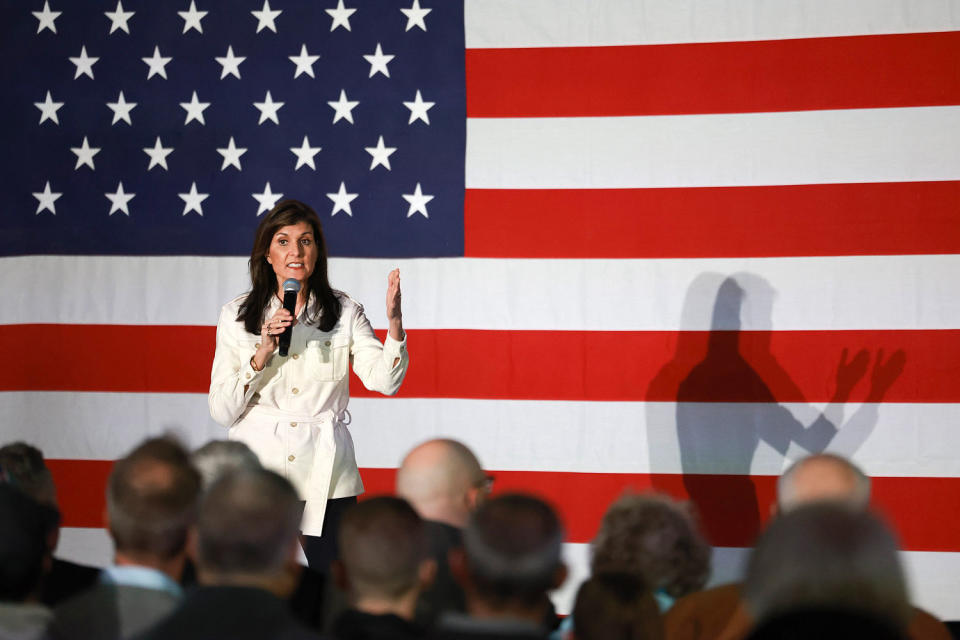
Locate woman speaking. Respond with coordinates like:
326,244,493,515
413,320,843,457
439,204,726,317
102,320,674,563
208,199,408,570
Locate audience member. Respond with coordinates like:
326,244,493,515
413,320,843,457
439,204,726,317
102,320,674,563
331,497,434,640
0,442,100,606
397,439,491,625
49,437,201,640
591,493,710,611
571,573,663,640
664,453,950,640
432,493,566,640
743,504,909,638
190,439,262,489
0,483,58,640
138,468,320,640
744,608,907,640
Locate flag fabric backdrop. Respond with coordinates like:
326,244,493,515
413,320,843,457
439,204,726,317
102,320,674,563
2,0,960,617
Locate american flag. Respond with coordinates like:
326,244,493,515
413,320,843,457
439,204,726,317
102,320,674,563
2,0,960,617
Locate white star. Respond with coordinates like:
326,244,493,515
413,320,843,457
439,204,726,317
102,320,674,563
289,44,320,79
106,91,136,125
180,91,210,125
70,136,101,170
33,181,62,215
400,0,431,32
33,1,61,34
34,91,64,125
325,0,356,32
253,182,283,216
363,43,394,78
217,136,247,171
402,182,433,218
290,135,321,170
69,46,99,79
179,182,208,216
403,90,435,125
215,45,245,79
104,0,134,34
105,182,135,216
327,89,358,124
365,135,396,171
251,0,281,33
326,182,357,216
178,0,207,34
142,46,172,80
253,91,284,125
143,137,174,171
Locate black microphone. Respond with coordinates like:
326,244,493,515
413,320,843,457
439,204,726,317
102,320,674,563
278,278,301,357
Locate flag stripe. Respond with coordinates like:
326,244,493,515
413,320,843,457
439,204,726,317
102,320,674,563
4,255,960,331
45,459,960,551
7,392,959,478
464,0,960,48
467,32,960,118
5,326,957,402
464,181,960,258
466,106,960,189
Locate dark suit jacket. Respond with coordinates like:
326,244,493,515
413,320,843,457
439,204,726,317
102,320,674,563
332,608,424,640
49,582,179,640
135,585,322,640
41,558,100,607
664,582,952,640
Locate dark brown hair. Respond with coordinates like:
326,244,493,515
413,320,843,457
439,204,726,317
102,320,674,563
573,573,664,640
237,199,341,334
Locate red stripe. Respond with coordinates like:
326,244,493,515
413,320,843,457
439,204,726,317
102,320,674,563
4,326,958,402
466,31,960,117
465,182,960,258
48,460,960,551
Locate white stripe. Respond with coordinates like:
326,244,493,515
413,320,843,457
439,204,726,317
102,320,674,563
53,528,960,620
7,392,960,478
3,254,960,330
465,0,960,48
466,107,960,189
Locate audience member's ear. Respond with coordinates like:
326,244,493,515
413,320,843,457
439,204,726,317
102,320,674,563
448,547,469,587
464,486,481,513
551,563,568,591
418,557,438,590
331,559,349,592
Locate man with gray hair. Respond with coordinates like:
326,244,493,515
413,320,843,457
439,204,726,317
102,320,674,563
433,493,567,640
664,453,950,640
190,439,262,490
49,437,201,640
139,468,320,639
397,439,491,625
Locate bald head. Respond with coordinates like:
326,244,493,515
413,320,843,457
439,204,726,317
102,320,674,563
777,454,870,513
396,439,485,528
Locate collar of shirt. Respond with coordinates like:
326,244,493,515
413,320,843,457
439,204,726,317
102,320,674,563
100,565,183,598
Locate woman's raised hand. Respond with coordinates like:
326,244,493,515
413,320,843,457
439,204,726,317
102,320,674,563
386,268,404,341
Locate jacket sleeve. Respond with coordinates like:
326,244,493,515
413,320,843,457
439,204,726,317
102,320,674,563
349,303,409,396
208,304,265,427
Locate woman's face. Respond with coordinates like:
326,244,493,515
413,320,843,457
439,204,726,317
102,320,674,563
265,221,318,289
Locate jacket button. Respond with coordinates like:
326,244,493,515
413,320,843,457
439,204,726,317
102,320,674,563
291,387,299,394
290,422,297,428
255,343,261,349
292,354,299,359
288,455,295,462
245,372,251,379
324,340,331,347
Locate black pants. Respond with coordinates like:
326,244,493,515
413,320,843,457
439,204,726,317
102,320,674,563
301,496,357,574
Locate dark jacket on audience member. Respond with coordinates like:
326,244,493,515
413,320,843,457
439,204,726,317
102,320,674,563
415,520,467,627
40,558,100,607
135,585,322,640
332,608,424,640
664,583,951,640
49,582,179,640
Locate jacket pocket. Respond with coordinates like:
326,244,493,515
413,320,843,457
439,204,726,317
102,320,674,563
305,335,350,381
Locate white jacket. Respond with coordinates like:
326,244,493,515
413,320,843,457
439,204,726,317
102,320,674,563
208,291,408,535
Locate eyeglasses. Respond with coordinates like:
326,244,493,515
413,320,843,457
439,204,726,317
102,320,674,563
475,474,495,494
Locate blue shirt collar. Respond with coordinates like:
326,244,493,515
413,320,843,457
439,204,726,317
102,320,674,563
100,565,183,598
